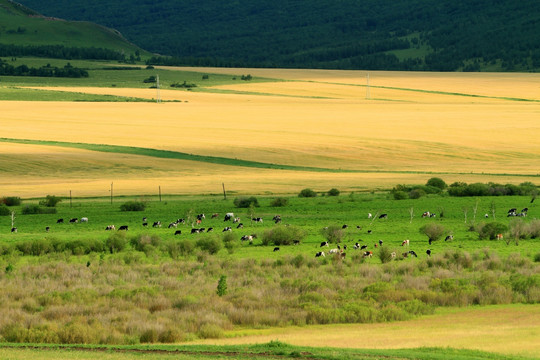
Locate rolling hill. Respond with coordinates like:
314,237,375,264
0,0,145,60
14,0,540,71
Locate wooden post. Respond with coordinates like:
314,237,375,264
69,190,72,208
159,186,162,202
110,182,113,205
222,183,227,200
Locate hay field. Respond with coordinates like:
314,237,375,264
1,69,539,197
191,304,540,358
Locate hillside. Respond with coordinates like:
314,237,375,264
0,0,144,60
15,0,540,71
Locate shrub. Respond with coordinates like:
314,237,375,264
105,232,128,253
130,234,161,253
262,225,306,246
408,189,425,199
420,223,447,244
140,329,158,343
196,237,222,254
477,222,508,240
222,231,238,254
217,275,227,296
298,188,317,198
327,188,340,196
22,205,56,214
270,197,288,207
1,196,21,206
120,201,146,211
426,177,447,190
393,191,408,200
378,246,394,264
534,253,540,263
233,196,259,208
197,324,224,339
0,204,10,216
39,195,62,207
320,225,345,244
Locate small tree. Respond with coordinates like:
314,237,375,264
217,275,227,297
298,188,317,198
426,177,447,190
39,195,62,207
420,223,447,244
320,225,345,244
327,188,340,196
270,197,288,207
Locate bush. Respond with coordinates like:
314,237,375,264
327,188,340,196
320,225,345,244
222,231,238,254
130,234,161,253
196,237,222,254
39,195,62,207
420,223,447,244
120,201,146,211
0,204,10,216
262,225,306,246
426,177,447,190
217,275,227,296
22,205,56,214
105,232,128,253
378,246,394,264
298,188,317,198
1,196,21,206
270,197,288,207
477,222,508,240
393,191,408,200
408,189,425,199
233,196,259,208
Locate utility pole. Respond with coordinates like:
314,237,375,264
110,182,113,205
222,183,227,200
156,74,161,103
366,72,371,100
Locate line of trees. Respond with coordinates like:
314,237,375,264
0,44,129,61
0,60,89,78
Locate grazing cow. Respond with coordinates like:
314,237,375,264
379,214,388,219
402,252,409,258
367,230,372,234
191,228,200,234
198,228,205,232
343,244,347,250
368,213,372,219
517,212,527,217
142,217,147,222
521,207,529,213
236,223,244,229
252,217,263,223
340,252,346,259
426,249,432,257
196,214,205,221
320,241,329,247
57,218,64,224
363,251,373,258
444,235,454,242
241,235,253,242
408,250,418,257
293,240,300,245
142,222,148,227
118,225,128,231
224,213,234,221
360,245,368,250
207,227,214,232
507,208,517,217
356,225,362,229
273,215,282,224
273,247,280,252
211,213,219,219
11,227,17,233
153,221,161,228
379,239,383,246
105,225,115,231
45,226,50,232
174,230,182,235
69,218,78,223
168,222,178,228
223,226,232,232
342,224,348,229
391,251,396,258
329,248,339,254
401,239,410,246
176,218,186,224
233,217,241,223
485,213,489,218
496,233,504,240
430,213,436,218
315,251,325,257
422,211,430,218
80,217,88,223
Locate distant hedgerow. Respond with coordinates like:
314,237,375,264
120,201,146,211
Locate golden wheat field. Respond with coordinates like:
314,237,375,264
1,69,539,197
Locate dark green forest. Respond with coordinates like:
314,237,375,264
14,0,540,71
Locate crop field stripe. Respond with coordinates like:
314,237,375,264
1,137,539,178
304,80,540,102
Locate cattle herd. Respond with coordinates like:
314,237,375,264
6,206,530,261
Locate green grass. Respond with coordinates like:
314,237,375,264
0,0,143,55
0,342,535,360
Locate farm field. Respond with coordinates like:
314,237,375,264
1,67,540,197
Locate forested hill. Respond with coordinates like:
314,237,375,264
16,0,540,71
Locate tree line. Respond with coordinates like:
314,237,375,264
0,60,88,78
